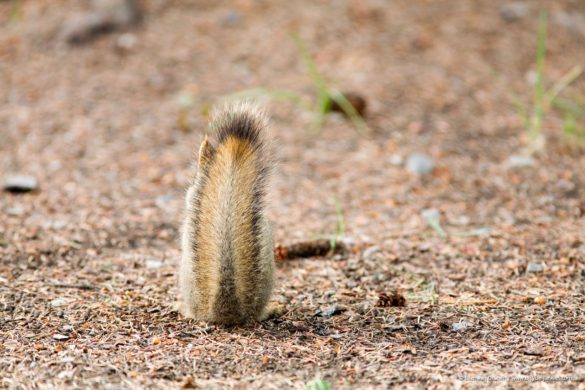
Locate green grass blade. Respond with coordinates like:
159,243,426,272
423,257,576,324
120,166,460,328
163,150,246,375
563,112,577,136
291,32,329,93
452,227,492,237
530,10,547,148
545,65,583,107
307,378,332,390
291,32,332,131
553,98,585,118
330,194,346,251
311,93,332,130
421,210,448,238
334,194,345,238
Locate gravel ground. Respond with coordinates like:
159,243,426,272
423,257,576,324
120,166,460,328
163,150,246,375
1,1,585,388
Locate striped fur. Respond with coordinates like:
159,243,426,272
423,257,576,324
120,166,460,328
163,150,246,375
179,103,275,325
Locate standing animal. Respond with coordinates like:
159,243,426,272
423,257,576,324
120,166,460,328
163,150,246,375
178,103,278,325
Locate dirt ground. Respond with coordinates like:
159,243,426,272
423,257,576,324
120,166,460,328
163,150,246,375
1,0,585,389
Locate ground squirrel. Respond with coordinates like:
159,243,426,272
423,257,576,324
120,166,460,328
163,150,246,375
179,103,277,325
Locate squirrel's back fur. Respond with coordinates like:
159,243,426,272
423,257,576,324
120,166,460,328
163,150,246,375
179,103,275,325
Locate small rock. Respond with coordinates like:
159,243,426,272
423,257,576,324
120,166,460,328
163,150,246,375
420,208,440,223
500,2,530,22
504,154,535,169
362,245,380,260
220,9,242,27
146,259,164,269
317,304,347,317
417,243,432,252
386,324,406,333
46,220,67,230
557,179,577,197
5,206,25,216
452,321,468,332
405,153,435,175
57,369,77,380
48,160,63,172
60,0,142,44
155,194,173,209
358,302,371,315
116,32,137,51
526,262,544,273
523,348,543,356
3,175,38,193
340,236,357,248
53,334,70,341
554,11,585,36
388,154,403,166
460,227,491,237
50,298,70,307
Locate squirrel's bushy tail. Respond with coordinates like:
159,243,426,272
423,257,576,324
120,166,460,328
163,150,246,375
213,103,268,151
188,103,274,324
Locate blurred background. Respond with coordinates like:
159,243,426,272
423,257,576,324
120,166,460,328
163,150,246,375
1,0,583,243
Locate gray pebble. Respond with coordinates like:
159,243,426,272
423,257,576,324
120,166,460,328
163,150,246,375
60,0,142,44
388,154,403,166
221,10,242,26
146,259,164,269
420,208,440,222
155,194,174,209
554,11,585,36
526,262,544,273
500,2,530,22
5,206,25,216
362,245,380,260
405,153,435,175
317,304,347,317
504,154,535,169
116,33,137,50
452,321,468,332
3,175,38,193
50,298,70,307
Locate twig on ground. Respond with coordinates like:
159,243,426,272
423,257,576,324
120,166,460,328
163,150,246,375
48,283,98,290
